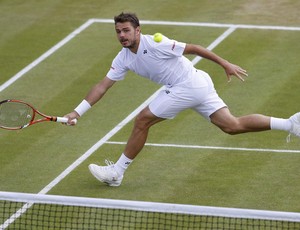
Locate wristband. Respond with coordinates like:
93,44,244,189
74,99,91,117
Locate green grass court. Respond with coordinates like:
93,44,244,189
1,0,300,216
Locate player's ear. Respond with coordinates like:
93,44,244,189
136,26,141,35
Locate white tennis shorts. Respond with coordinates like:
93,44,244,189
149,70,227,120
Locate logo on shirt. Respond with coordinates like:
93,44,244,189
110,66,115,70
143,49,148,54
171,42,176,51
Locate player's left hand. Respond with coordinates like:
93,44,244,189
63,111,79,126
224,62,248,82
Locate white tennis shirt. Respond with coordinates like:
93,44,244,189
107,34,197,87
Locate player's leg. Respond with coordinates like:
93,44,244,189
88,106,164,186
210,107,271,134
210,107,300,139
123,107,165,159
88,88,178,186
192,73,300,137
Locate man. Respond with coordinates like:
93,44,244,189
65,12,300,187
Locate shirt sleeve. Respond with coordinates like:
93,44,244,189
106,51,128,81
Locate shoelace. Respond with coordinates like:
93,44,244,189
104,159,115,168
104,159,121,181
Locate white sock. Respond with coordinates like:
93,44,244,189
270,117,292,131
114,153,133,175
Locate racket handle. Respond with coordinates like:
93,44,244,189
56,117,78,124
56,117,68,123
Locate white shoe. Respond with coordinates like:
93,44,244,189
287,112,300,142
88,160,123,187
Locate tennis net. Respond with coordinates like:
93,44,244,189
1,191,300,229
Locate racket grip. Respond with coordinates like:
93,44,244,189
56,117,77,124
56,117,68,123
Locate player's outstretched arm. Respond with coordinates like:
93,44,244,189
84,76,116,106
183,44,248,82
64,76,116,124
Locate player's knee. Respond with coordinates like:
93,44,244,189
134,109,163,131
134,112,154,131
219,121,242,135
221,127,239,135
134,114,147,129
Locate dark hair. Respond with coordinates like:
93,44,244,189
114,12,140,28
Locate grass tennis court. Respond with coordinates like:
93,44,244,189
1,0,300,222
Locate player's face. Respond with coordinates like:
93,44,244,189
115,22,140,52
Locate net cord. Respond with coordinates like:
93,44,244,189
1,191,300,223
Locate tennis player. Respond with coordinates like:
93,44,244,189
65,12,300,187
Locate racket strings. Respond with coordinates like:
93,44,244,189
0,102,34,128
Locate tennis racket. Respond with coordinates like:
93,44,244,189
0,99,75,130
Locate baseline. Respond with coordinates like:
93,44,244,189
93,18,300,31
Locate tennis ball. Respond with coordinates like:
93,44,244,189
153,33,163,42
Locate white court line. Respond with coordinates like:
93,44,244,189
91,18,300,31
0,21,236,229
106,141,300,154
